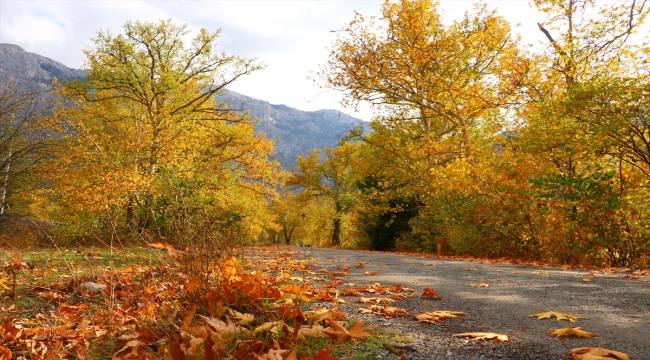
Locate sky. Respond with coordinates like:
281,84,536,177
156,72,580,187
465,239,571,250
0,0,551,121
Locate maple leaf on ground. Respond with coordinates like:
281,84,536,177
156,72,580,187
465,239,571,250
468,282,489,288
0,278,10,290
323,319,373,343
364,271,378,276
581,278,595,282
529,310,589,322
420,288,442,299
298,325,326,339
390,293,414,300
569,347,630,360
356,297,395,305
453,332,509,342
300,349,340,360
549,327,597,338
415,310,467,323
0,345,12,360
359,304,408,318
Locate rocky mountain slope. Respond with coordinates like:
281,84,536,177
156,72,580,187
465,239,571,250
0,43,365,168
0,44,85,90
216,91,365,168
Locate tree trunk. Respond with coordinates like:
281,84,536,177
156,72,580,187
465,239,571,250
284,225,295,245
331,201,342,246
0,148,11,215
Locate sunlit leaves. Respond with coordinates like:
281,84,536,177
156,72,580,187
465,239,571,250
548,327,597,338
529,310,589,322
415,310,466,323
453,332,509,342
569,347,630,360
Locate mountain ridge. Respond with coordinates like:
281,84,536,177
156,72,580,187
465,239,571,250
0,43,365,168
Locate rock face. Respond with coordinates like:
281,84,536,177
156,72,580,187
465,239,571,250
0,43,365,168
0,43,85,90
217,91,366,168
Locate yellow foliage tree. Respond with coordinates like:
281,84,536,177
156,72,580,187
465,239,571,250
44,20,282,240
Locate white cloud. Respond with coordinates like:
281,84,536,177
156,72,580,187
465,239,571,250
0,0,589,122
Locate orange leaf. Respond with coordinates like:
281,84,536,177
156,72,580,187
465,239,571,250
0,345,12,360
420,288,442,299
300,349,340,360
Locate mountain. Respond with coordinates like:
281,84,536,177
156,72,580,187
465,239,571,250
0,44,85,90
0,43,365,168
216,91,365,168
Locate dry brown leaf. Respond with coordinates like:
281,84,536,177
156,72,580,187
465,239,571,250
465,267,477,271
415,310,466,323
356,297,395,305
468,282,489,288
569,347,630,360
390,293,414,300
581,278,595,283
453,332,508,342
549,327,597,338
364,271,379,276
0,345,12,360
359,304,408,318
420,288,442,299
529,310,588,322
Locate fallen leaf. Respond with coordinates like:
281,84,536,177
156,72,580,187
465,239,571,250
359,304,408,318
581,278,595,283
468,282,489,288
453,332,508,342
529,310,588,322
300,349,340,360
390,293,414,300
420,288,442,299
465,268,477,271
549,327,597,338
0,345,11,360
415,310,466,323
569,347,629,360
356,297,395,305
364,271,378,276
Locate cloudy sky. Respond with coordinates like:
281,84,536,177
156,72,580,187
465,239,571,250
0,0,548,121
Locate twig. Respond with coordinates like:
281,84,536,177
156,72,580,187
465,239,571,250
27,285,137,318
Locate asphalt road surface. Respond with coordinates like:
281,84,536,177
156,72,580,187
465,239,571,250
292,247,650,360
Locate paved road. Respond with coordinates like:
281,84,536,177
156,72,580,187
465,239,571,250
292,247,650,359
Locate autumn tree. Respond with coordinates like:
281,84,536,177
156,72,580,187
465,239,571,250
288,143,358,246
0,84,53,216
46,20,282,240
320,0,530,160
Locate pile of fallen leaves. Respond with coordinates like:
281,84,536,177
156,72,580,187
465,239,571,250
0,246,376,359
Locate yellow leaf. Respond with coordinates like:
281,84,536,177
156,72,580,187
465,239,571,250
0,278,11,290
529,310,588,322
415,310,466,323
569,347,630,360
453,332,508,342
468,282,489,288
549,327,597,338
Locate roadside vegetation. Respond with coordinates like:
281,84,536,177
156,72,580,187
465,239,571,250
1,0,650,358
